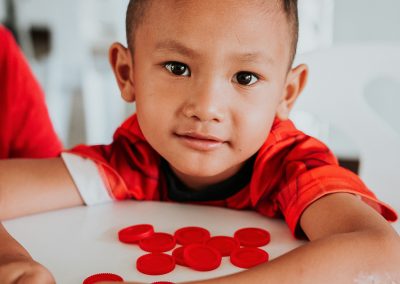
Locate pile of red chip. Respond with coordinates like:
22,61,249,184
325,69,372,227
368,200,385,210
123,224,270,274
83,224,270,283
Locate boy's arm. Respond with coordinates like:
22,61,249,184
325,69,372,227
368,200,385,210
0,223,55,283
0,158,83,220
190,193,400,284
0,158,83,283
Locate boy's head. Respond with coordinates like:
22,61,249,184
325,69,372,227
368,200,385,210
110,0,307,189
125,0,299,67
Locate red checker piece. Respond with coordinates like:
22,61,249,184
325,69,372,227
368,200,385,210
183,244,222,271
174,226,211,245
206,236,240,257
172,246,187,266
118,224,154,244
230,247,269,269
83,273,123,284
137,253,176,275
234,227,271,247
139,232,176,252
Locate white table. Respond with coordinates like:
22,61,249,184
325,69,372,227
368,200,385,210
4,201,306,284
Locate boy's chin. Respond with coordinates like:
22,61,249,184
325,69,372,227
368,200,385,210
173,165,225,179
170,161,243,187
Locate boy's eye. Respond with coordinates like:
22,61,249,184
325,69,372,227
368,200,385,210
233,72,259,86
164,62,191,76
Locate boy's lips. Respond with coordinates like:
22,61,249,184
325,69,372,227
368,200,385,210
174,131,226,151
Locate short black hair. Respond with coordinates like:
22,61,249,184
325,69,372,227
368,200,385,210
126,0,299,65
281,0,299,65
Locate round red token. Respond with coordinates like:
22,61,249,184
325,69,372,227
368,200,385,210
183,244,222,271
139,232,176,252
206,236,240,257
174,226,211,245
137,253,176,275
230,247,269,268
118,224,154,244
234,227,271,247
172,246,187,266
83,273,123,284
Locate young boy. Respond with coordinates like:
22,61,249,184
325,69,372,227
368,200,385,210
0,25,62,159
1,1,400,283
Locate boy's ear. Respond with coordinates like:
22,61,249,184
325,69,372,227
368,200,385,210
276,64,308,120
109,42,136,102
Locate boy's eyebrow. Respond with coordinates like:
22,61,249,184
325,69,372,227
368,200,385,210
235,52,274,65
154,39,274,65
155,40,199,58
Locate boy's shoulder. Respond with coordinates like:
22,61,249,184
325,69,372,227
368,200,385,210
260,117,331,158
268,117,304,142
114,113,146,142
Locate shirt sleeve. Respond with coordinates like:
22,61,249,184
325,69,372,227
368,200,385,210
0,25,62,158
61,152,113,205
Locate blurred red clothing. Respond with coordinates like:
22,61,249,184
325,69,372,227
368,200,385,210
0,25,62,158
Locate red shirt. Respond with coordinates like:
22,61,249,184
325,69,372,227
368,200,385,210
68,114,397,237
0,26,62,158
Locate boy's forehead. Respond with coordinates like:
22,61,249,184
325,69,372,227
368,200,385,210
138,1,287,42
134,0,290,67
143,0,282,21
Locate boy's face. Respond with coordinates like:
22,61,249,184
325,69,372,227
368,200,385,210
112,0,307,189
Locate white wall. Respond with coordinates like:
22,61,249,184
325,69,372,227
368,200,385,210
333,0,400,140
297,0,334,54
333,0,400,43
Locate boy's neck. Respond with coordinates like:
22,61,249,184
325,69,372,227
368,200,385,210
166,157,255,191
162,156,256,202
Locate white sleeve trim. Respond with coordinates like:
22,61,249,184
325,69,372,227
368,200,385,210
61,152,113,205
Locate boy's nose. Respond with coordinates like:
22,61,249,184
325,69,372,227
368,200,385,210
182,80,226,123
